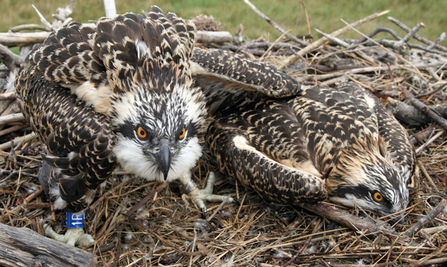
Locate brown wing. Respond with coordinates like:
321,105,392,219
206,96,327,204
191,48,302,115
16,66,117,212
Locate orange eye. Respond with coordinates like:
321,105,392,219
374,192,383,202
137,127,147,139
179,128,186,139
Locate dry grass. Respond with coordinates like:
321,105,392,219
1,3,447,267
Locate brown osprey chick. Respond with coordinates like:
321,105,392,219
206,83,415,220
15,6,228,215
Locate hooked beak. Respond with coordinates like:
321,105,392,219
153,139,171,180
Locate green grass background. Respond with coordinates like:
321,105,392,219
1,0,446,45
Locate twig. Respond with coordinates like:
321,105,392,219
8,186,43,216
0,132,38,151
9,24,51,33
282,236,313,266
300,0,312,39
427,32,446,50
299,202,397,236
405,199,447,237
354,25,403,45
0,113,25,126
415,130,445,155
387,61,447,130
0,125,27,137
314,28,378,65
0,92,16,101
0,32,50,47
32,5,52,29
388,16,447,53
123,182,167,217
243,0,308,47
419,225,447,235
279,10,390,70
298,62,444,82
399,22,425,45
196,31,233,43
402,88,447,130
0,43,24,71
418,161,439,191
416,83,447,97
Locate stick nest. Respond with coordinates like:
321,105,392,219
1,4,447,267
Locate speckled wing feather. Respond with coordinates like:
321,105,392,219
191,48,302,115
16,66,116,212
192,48,301,97
206,95,328,203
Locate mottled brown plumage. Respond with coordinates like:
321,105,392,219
206,83,415,218
15,7,208,213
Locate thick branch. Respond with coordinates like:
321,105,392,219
0,223,96,267
0,32,49,47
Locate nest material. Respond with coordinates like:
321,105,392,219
191,14,221,31
1,6,447,267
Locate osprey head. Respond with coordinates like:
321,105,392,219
327,150,410,223
111,62,207,182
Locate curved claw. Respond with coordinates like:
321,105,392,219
184,172,234,216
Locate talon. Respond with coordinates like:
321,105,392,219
181,172,234,217
43,224,94,247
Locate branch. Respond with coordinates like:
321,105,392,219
196,31,232,43
0,113,25,126
0,44,24,71
388,16,447,53
279,10,390,70
405,199,447,237
0,132,38,152
0,32,49,47
243,0,308,46
299,202,398,236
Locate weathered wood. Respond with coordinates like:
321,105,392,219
0,32,49,47
0,29,232,48
195,31,233,43
0,223,96,267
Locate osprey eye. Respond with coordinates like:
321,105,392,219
373,192,383,202
137,127,147,139
179,128,186,139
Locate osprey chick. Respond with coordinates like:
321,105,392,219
206,83,415,221
15,7,229,224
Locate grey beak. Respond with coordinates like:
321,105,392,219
154,139,171,180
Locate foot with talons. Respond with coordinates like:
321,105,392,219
43,224,94,247
183,172,234,218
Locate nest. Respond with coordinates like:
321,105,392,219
0,1,447,266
